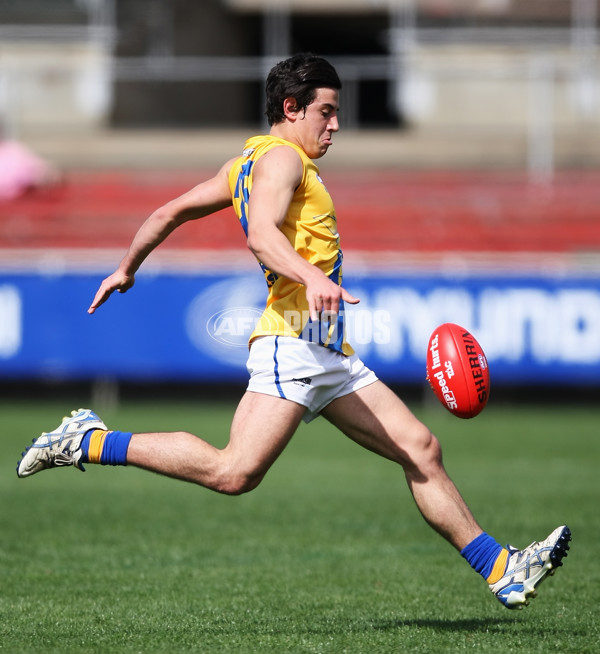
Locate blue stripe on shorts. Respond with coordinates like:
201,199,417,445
272,336,286,398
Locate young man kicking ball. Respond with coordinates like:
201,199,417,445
17,53,571,609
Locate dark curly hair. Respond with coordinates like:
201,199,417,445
265,53,342,126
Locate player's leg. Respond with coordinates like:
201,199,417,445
321,379,481,551
127,391,305,493
17,392,306,495
321,380,571,608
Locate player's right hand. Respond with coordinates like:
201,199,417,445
306,279,359,322
88,270,135,314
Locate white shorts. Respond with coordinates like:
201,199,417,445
246,335,379,423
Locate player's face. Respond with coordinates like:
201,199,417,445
296,88,340,159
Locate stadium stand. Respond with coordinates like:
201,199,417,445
1,167,598,255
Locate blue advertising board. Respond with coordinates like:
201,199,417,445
1,266,599,385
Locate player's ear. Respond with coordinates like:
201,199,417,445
283,97,300,120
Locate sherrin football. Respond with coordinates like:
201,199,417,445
426,323,490,419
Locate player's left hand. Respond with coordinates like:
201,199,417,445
88,270,135,314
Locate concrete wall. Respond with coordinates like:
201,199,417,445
399,46,600,132
0,42,112,136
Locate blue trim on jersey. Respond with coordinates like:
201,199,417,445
328,248,345,352
329,248,343,285
298,248,346,353
234,159,254,236
330,300,346,352
234,157,279,287
272,336,286,398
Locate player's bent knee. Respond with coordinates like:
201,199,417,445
401,425,443,474
212,469,264,496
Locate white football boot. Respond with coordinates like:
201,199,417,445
16,408,107,478
489,525,571,609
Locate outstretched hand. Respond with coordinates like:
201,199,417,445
88,270,135,314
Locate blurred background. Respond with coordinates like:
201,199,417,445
0,0,599,407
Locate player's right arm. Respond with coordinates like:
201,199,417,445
245,146,359,320
88,159,235,314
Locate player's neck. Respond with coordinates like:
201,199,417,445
270,123,299,147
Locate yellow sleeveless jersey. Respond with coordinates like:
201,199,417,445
228,134,353,356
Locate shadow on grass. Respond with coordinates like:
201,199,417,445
371,617,516,633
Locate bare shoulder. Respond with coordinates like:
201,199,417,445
198,156,238,200
218,156,240,181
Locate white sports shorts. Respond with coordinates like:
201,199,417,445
246,335,379,423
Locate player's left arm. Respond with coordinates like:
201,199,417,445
88,159,234,314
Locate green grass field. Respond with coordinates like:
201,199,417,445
1,397,598,653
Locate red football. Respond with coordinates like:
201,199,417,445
426,323,490,419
